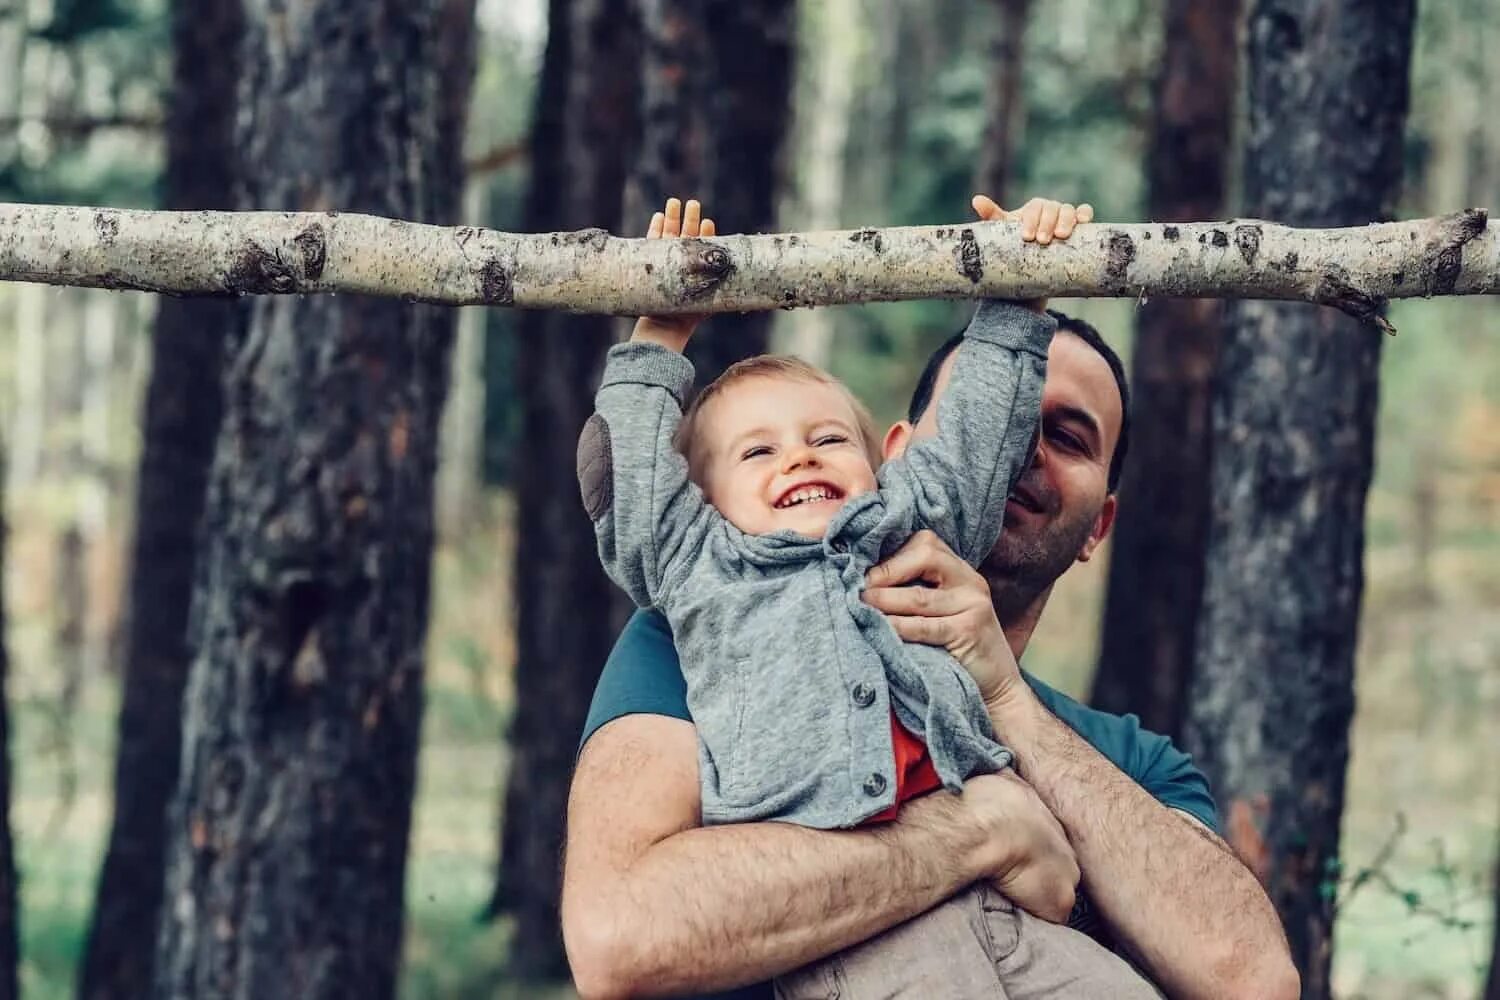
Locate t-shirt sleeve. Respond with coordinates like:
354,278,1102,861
1129,726,1219,834
578,609,691,752
1021,672,1220,834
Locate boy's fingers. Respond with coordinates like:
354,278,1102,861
1019,198,1041,241
647,211,665,239
683,199,701,236
1056,204,1077,238
1077,203,1095,224
971,193,1006,222
1036,201,1060,244
701,218,716,237
664,197,682,236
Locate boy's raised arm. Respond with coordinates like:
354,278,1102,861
577,199,719,607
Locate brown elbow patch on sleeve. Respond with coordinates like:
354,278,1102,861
577,413,614,521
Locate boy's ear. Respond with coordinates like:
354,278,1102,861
883,421,914,462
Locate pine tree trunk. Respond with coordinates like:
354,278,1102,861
1183,3,1417,997
78,3,240,993
973,0,1030,206
489,0,640,979
0,456,19,1000
151,0,472,995
1091,0,1241,738
627,0,794,381
1486,836,1500,1000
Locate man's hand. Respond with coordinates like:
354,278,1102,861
864,529,1023,706
630,196,717,352
958,770,1080,922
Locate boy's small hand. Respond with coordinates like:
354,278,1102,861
632,197,718,352
970,194,1093,312
971,194,1094,245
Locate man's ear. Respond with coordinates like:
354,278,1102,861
1075,494,1118,564
883,420,914,462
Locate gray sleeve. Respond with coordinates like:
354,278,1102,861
878,300,1054,564
576,341,717,608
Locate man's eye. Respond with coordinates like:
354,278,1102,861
815,434,848,447
1048,427,1083,453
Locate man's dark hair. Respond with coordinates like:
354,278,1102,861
906,308,1131,492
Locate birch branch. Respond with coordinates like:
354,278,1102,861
1,203,1494,328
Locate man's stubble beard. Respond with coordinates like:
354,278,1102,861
982,506,1102,625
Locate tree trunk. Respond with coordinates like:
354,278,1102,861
0,452,20,1000
487,0,640,980
626,0,794,381
151,0,473,996
77,0,241,995
1091,0,1241,737
1486,832,1500,1000
973,0,1030,206
781,0,861,368
1182,3,1417,997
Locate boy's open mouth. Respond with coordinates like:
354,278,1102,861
774,481,845,509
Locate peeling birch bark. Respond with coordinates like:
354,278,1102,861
0,202,1494,323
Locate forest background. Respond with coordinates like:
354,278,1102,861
0,0,1495,997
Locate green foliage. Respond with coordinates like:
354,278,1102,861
34,0,137,43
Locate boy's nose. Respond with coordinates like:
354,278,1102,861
783,447,819,472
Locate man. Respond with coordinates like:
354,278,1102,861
561,198,1298,1000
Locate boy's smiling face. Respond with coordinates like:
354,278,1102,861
695,374,879,538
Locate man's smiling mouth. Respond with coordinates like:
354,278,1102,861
1007,484,1045,513
775,482,844,509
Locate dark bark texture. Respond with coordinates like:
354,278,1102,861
1091,0,1240,738
151,0,473,996
489,0,640,979
626,0,795,381
0,475,19,1000
973,0,1030,206
78,1,241,996
1488,841,1500,1000
1182,2,1416,997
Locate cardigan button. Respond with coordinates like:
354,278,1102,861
862,772,888,797
851,682,876,708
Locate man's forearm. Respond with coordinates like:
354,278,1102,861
988,690,1298,1000
571,791,986,997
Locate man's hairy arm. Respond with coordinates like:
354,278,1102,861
562,713,1074,999
989,691,1300,1000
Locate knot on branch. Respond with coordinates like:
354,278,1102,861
954,229,983,283
1315,266,1393,334
680,240,734,299
293,224,327,281
226,241,299,295
479,258,514,305
1421,209,1487,296
1104,231,1136,291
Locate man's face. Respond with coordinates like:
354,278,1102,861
890,331,1121,619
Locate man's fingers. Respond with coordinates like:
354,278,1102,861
701,218,717,237
862,584,966,618
647,211,665,239
864,535,956,589
882,614,948,647
663,197,682,237
683,199,701,236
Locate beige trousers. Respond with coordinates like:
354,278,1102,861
773,884,1162,1000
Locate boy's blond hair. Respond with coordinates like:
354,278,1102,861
674,355,884,483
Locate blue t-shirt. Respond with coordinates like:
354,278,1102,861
578,609,1219,1000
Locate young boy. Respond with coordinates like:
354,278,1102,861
577,197,1157,998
